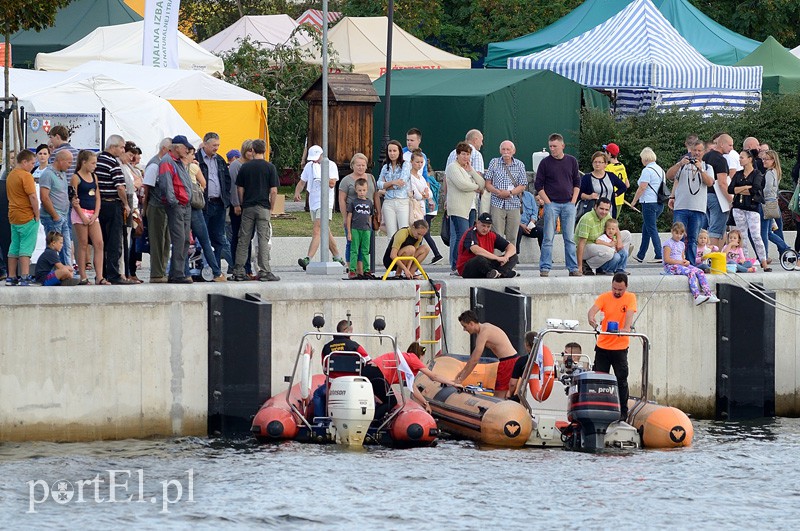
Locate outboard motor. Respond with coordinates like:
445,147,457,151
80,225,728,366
327,376,375,446
565,372,621,451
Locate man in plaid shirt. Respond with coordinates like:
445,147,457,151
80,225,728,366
484,140,528,243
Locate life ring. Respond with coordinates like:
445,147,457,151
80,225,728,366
299,343,313,401
528,346,554,402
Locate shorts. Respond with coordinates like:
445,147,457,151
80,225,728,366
495,354,520,392
706,193,727,239
70,208,96,224
9,219,39,257
43,271,61,286
311,208,333,222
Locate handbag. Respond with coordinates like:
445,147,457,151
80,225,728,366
789,184,800,215
763,199,780,219
409,199,425,223
575,198,596,221
441,212,450,247
190,181,205,210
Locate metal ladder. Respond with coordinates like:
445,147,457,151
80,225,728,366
415,282,444,359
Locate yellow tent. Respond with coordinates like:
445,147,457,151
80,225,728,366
69,61,268,157
124,0,144,16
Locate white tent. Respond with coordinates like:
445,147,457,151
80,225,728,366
68,61,268,155
200,14,311,54
298,16,471,81
11,69,201,161
35,21,225,74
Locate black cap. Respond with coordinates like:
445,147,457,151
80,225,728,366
478,213,493,224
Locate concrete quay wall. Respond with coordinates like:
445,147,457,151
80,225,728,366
1,273,799,441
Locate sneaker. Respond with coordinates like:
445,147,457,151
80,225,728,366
229,273,247,282
706,294,720,304
632,256,643,264
167,277,193,284
694,295,709,306
213,275,227,282
5,276,18,286
486,269,501,279
648,258,663,264
18,275,32,287
149,277,168,283
505,270,519,278
298,257,310,270
61,277,81,286
582,261,594,276
430,255,444,265
568,271,582,277
259,272,280,282
450,270,460,276
334,256,346,267
595,269,609,275
540,270,550,277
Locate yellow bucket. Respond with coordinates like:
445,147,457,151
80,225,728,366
702,252,726,274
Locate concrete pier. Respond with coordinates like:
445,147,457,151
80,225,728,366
1,233,798,441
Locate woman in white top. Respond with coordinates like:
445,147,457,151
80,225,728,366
630,147,665,263
761,150,790,258
377,140,410,236
33,144,50,179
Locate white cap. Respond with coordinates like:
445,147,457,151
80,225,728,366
307,145,323,161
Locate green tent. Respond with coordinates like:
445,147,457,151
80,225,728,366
372,69,608,170
485,0,759,68
10,0,141,67
734,36,800,94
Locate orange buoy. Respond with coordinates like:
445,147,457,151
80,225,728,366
528,347,555,402
628,400,694,448
389,400,438,445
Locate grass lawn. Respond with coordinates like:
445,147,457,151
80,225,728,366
271,188,444,238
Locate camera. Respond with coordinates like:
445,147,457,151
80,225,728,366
687,156,697,164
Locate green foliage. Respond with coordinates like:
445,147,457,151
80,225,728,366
2,0,73,34
690,0,800,49
580,94,800,231
220,30,347,172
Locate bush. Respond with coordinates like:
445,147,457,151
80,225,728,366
579,93,800,232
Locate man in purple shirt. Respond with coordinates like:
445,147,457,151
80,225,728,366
534,133,581,276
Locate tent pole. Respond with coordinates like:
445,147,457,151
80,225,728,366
382,0,394,153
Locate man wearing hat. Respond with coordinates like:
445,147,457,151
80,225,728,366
158,135,194,283
226,149,241,164
604,142,629,214
455,212,518,279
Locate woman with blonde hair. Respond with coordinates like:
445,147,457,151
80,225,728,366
338,152,381,277
760,149,790,259
630,147,666,263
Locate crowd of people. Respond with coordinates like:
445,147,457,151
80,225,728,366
2,127,281,286
3,124,798,287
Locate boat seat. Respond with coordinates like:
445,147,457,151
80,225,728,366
324,352,365,376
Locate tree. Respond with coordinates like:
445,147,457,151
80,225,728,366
3,0,72,172
690,0,800,49
220,29,347,172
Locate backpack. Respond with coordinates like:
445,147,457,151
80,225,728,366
647,169,670,205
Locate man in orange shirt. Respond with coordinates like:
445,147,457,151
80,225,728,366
6,151,40,286
587,273,637,419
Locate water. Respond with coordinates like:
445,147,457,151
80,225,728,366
2,418,799,529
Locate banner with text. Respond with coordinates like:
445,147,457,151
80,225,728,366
142,0,181,69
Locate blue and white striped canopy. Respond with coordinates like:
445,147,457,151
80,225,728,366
507,0,762,91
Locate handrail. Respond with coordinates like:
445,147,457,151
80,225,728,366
381,256,429,280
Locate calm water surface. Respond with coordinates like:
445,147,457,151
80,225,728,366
1,418,798,529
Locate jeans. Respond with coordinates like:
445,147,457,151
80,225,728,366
40,215,72,266
99,201,123,281
540,202,577,272
204,199,231,271
234,205,272,276
636,202,664,260
166,204,191,280
448,215,471,270
190,207,221,277
706,193,726,239
758,204,790,258
767,214,790,255
229,206,252,274
673,209,706,265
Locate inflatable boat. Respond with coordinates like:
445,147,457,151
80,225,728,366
417,327,693,451
251,332,438,448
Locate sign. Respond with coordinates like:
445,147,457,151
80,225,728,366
26,113,102,152
142,0,182,69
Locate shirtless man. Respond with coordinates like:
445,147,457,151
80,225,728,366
455,310,519,398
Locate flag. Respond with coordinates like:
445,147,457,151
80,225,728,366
395,348,415,389
142,0,181,68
